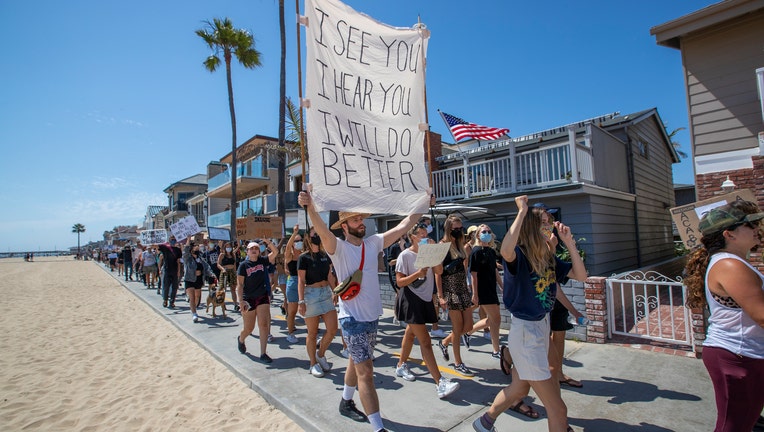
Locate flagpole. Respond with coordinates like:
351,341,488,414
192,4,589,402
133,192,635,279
414,16,433,190
295,0,310,231
438,110,460,143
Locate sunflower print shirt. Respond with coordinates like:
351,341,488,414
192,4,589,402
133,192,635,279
502,246,572,321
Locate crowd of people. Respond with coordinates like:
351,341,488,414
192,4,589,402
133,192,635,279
89,192,764,432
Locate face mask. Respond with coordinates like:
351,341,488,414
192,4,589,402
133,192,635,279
294,241,303,250
419,238,428,245
199,245,206,252
426,225,433,234
169,239,177,246
479,233,492,243
259,245,266,253
225,247,232,253
450,229,463,239
311,235,321,246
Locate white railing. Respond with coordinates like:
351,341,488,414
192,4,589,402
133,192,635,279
433,141,593,200
606,271,691,346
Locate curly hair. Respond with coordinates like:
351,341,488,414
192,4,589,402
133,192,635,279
683,199,763,309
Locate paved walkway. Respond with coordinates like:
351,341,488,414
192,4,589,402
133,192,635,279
105,264,716,431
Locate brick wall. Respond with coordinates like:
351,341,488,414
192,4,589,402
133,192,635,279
584,276,607,344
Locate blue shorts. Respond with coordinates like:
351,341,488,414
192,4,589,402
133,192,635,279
278,274,287,285
339,316,378,363
286,275,299,303
304,286,334,318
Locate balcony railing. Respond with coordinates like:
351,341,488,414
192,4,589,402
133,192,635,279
433,141,593,200
265,191,300,214
208,163,268,191
208,210,231,228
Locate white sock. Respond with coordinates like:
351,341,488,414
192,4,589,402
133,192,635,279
342,385,355,401
368,412,383,431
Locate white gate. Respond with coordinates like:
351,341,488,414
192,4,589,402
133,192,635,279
606,271,692,346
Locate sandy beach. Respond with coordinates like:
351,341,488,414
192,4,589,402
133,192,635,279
0,257,301,431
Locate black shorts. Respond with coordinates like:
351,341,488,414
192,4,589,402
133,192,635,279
243,295,270,310
185,276,204,290
549,299,573,332
395,287,437,325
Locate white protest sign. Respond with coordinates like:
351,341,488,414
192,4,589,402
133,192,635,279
414,243,451,269
169,215,201,241
139,229,168,245
304,0,431,215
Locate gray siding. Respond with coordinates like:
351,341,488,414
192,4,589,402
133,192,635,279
590,125,629,192
683,9,764,156
586,195,639,276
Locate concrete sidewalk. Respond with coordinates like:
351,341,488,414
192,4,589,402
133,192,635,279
107,265,715,431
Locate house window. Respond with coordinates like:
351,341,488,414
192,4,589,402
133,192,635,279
635,139,649,159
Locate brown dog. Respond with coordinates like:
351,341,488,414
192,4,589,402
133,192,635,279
205,285,227,318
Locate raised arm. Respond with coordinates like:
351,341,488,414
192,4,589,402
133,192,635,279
555,221,587,282
285,225,299,262
298,191,337,254
383,214,422,249
500,195,528,263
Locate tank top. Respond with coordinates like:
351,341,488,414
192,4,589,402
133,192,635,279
220,254,236,266
704,252,764,359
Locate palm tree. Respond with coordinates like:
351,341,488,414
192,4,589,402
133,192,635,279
277,0,287,225
664,123,688,159
196,18,262,241
72,223,85,258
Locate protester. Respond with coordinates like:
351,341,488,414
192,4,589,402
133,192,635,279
117,247,124,276
107,250,118,272
236,239,278,363
183,240,215,323
157,237,182,309
684,201,764,432
284,226,303,343
472,195,587,432
141,246,159,290
218,242,239,311
467,224,503,359
203,240,222,300
434,216,475,377
298,190,425,432
393,223,460,399
297,227,338,378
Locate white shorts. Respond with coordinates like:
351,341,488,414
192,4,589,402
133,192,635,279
507,314,551,381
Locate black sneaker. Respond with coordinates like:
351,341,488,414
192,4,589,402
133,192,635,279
455,363,475,377
237,336,246,354
234,305,240,312
462,333,471,350
260,353,273,364
339,398,368,423
438,340,450,362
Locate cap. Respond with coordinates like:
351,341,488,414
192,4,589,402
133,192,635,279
532,202,558,214
331,212,371,230
698,204,764,236
246,242,259,249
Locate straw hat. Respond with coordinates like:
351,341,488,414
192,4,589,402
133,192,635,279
331,212,371,230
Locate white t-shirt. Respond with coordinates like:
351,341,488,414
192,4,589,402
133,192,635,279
395,248,434,302
330,234,384,322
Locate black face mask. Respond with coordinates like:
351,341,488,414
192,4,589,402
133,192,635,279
310,235,321,246
451,229,463,239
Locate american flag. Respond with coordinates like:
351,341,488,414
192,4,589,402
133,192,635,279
440,111,510,142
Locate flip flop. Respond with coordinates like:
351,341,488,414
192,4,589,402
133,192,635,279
508,401,539,419
559,377,584,388
499,345,513,375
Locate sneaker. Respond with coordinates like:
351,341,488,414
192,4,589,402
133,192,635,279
237,336,246,354
491,351,501,359
436,377,460,398
267,334,274,343
462,333,471,349
455,363,475,377
340,348,350,358
260,353,273,364
286,333,298,344
309,363,325,377
395,363,416,381
339,398,368,423
438,340,450,362
472,416,497,432
316,351,331,372
234,305,240,312
430,328,447,338
192,314,199,323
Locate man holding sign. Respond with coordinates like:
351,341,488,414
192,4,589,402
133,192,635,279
298,190,427,431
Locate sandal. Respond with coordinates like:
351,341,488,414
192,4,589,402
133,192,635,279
559,377,583,388
499,345,513,375
508,401,539,419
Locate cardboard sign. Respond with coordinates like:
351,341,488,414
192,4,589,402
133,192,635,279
236,216,283,240
139,229,168,245
414,243,451,269
169,215,202,241
669,189,756,249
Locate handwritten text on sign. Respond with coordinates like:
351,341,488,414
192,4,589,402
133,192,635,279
304,0,430,215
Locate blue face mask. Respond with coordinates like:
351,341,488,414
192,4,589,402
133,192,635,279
259,245,266,253
479,232,492,243
419,238,428,245
294,241,303,250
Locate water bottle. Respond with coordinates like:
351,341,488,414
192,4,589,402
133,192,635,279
568,315,590,326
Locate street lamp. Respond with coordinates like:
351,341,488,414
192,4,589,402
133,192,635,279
721,176,736,193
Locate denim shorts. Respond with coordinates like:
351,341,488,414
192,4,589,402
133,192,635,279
304,285,334,318
339,315,378,363
285,276,299,303
278,274,287,285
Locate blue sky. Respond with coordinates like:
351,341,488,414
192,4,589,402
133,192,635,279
0,0,716,252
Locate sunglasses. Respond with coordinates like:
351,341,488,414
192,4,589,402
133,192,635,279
480,230,491,234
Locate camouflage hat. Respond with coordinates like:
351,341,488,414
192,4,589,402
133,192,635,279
698,204,764,236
